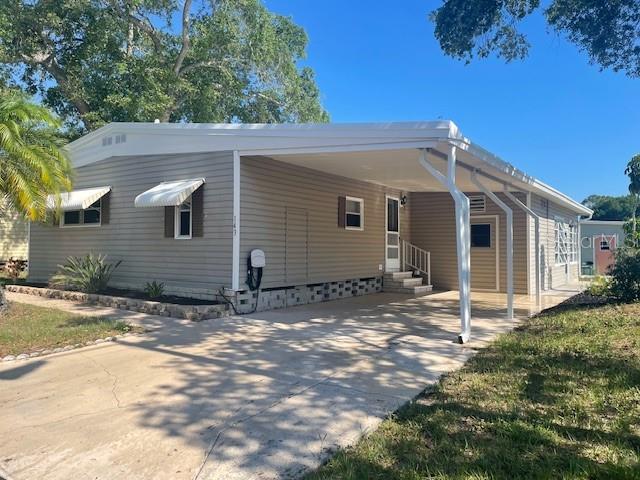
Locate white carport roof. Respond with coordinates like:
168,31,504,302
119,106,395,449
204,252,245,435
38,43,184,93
66,121,592,216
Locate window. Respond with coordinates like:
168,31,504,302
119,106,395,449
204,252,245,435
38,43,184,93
471,223,491,248
555,219,578,265
175,197,192,239
61,200,101,227
469,195,486,214
345,197,363,230
600,240,610,251
569,223,578,262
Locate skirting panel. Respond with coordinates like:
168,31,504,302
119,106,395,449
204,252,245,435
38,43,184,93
228,276,383,313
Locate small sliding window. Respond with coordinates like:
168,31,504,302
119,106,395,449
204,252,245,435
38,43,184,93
61,199,102,227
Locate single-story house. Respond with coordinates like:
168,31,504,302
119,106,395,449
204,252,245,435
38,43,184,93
28,121,592,342
0,199,29,265
580,219,626,275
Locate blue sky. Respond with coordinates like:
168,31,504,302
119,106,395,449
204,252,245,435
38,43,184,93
266,0,640,202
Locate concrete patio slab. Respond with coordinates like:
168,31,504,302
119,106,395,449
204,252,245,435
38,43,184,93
0,288,580,480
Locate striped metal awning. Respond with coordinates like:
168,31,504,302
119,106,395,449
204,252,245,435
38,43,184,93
47,186,111,211
134,178,205,208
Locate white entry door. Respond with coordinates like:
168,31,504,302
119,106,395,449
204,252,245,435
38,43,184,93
385,196,400,272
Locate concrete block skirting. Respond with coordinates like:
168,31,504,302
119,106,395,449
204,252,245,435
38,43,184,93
227,276,383,313
4,285,229,321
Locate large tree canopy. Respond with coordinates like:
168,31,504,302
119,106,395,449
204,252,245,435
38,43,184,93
0,0,329,134
582,194,639,221
431,0,640,78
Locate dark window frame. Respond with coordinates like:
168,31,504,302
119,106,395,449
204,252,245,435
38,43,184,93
60,199,102,228
470,223,492,248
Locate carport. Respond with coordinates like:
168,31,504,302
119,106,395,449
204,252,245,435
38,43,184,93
236,121,588,342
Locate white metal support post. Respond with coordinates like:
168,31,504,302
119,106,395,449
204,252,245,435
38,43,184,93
418,147,472,343
232,150,241,291
504,189,541,307
471,171,514,320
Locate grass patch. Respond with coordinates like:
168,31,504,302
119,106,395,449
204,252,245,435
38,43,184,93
307,301,640,479
0,302,139,356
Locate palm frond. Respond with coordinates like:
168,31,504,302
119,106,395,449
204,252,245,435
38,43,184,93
0,92,72,220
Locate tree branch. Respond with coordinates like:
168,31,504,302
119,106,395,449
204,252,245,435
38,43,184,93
108,0,162,53
173,0,193,75
178,59,232,77
19,52,93,129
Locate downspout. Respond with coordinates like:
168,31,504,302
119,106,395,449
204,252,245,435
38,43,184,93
470,171,514,320
418,146,472,343
504,190,542,308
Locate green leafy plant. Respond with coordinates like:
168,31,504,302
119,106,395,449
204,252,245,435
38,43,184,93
144,281,165,300
586,275,612,298
1,0,328,134
624,154,640,249
608,249,640,302
50,254,121,294
4,257,27,281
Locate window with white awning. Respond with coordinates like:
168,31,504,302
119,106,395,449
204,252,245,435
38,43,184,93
134,178,205,239
47,186,111,227
47,186,111,211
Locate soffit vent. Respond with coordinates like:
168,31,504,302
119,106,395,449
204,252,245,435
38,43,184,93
469,195,486,214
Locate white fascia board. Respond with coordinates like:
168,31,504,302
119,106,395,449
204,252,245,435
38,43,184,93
581,220,626,225
238,140,439,156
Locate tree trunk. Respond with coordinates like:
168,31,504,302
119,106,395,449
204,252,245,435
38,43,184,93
0,285,7,313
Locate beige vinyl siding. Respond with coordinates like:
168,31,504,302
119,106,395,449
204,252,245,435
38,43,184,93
0,201,29,261
530,194,580,290
29,151,234,296
409,191,529,294
239,156,409,289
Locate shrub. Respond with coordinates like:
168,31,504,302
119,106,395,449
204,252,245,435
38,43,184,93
50,254,121,294
608,249,640,302
4,257,27,281
586,275,612,297
144,281,165,299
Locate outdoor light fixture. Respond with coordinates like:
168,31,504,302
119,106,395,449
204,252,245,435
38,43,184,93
400,194,408,206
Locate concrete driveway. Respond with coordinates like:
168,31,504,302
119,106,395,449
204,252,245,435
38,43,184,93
0,290,576,480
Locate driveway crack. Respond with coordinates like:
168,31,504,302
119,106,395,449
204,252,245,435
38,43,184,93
81,353,122,409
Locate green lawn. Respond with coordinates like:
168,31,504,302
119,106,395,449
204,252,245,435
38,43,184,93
0,302,138,356
307,300,640,480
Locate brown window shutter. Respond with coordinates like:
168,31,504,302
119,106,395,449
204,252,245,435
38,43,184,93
101,193,110,224
191,186,204,237
164,206,175,238
338,196,346,228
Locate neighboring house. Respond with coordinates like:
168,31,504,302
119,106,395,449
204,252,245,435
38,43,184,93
0,199,29,265
28,121,591,341
580,220,626,275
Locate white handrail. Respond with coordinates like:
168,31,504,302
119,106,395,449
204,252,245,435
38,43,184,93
401,239,431,286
